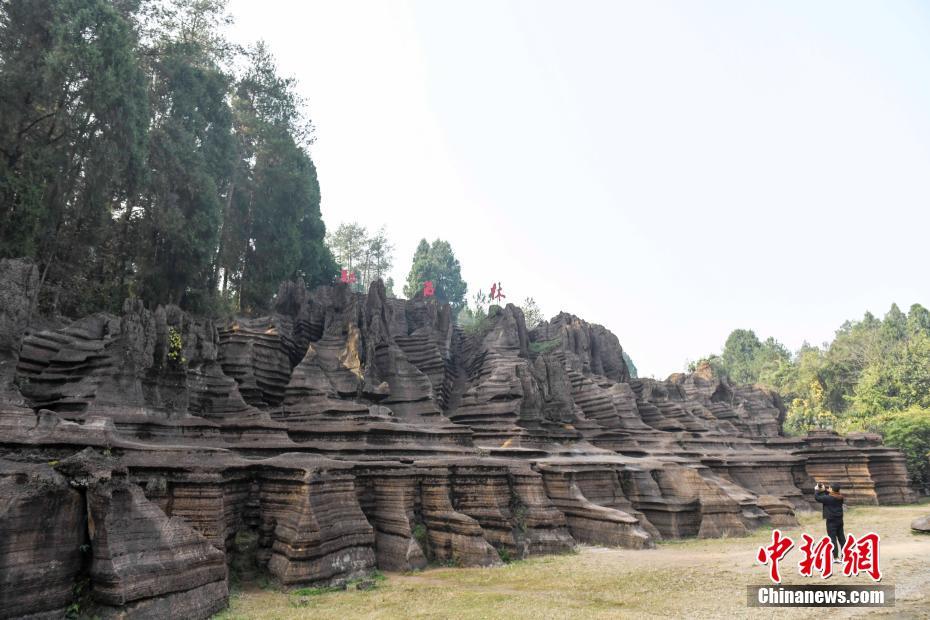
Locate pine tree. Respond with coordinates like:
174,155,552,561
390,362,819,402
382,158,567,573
403,238,467,312
0,0,148,314
0,0,337,314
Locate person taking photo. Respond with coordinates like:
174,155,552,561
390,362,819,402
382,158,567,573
814,481,846,559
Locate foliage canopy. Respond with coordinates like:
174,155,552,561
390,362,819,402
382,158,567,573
0,0,336,316
403,238,467,313
692,303,930,489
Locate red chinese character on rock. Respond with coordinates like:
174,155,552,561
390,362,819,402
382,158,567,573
340,269,357,284
423,281,435,297
757,529,794,583
798,534,834,578
489,281,506,303
842,533,882,581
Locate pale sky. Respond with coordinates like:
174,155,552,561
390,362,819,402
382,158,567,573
227,0,930,378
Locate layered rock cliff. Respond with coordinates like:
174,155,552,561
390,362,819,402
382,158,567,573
0,259,915,619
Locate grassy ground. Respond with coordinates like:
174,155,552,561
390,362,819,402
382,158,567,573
215,500,930,620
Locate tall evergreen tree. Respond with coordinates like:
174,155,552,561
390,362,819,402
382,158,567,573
403,238,467,312
227,43,334,312
0,0,148,314
0,0,337,314
719,329,762,384
134,0,235,308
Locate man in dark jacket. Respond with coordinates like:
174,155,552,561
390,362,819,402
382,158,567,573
814,482,846,559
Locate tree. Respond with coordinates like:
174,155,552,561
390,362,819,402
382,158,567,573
753,337,794,391
880,408,930,489
880,303,908,344
785,380,837,434
688,355,727,377
326,222,367,289
520,297,544,328
134,2,235,308
0,0,148,315
403,238,466,312
325,222,394,293
907,303,930,336
720,329,763,384
821,316,880,414
0,0,335,315
404,240,429,293
691,329,791,389
693,303,930,486
848,332,930,417
222,43,334,312
365,226,394,286
457,288,490,333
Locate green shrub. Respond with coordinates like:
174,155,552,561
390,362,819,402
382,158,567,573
842,407,930,488
412,522,430,559
529,338,560,355
291,585,341,597
880,408,930,488
166,327,187,368
459,309,491,336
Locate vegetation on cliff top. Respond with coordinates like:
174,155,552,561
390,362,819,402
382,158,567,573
404,238,467,313
325,222,396,296
692,303,930,489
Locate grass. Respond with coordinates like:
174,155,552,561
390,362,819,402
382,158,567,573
291,586,342,597
529,338,560,355
214,501,930,620
461,313,491,336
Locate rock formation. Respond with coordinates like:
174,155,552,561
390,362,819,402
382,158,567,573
0,259,916,618
912,515,930,534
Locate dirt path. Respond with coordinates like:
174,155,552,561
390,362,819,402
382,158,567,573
219,502,930,620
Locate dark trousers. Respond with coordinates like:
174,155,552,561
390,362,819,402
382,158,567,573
827,518,846,558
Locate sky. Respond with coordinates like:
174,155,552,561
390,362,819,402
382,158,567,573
227,0,930,378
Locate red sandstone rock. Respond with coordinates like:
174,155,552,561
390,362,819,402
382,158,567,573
0,460,86,619
0,261,917,618
912,515,930,534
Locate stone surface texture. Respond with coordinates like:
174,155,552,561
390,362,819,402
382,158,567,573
0,260,917,618
911,514,930,534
